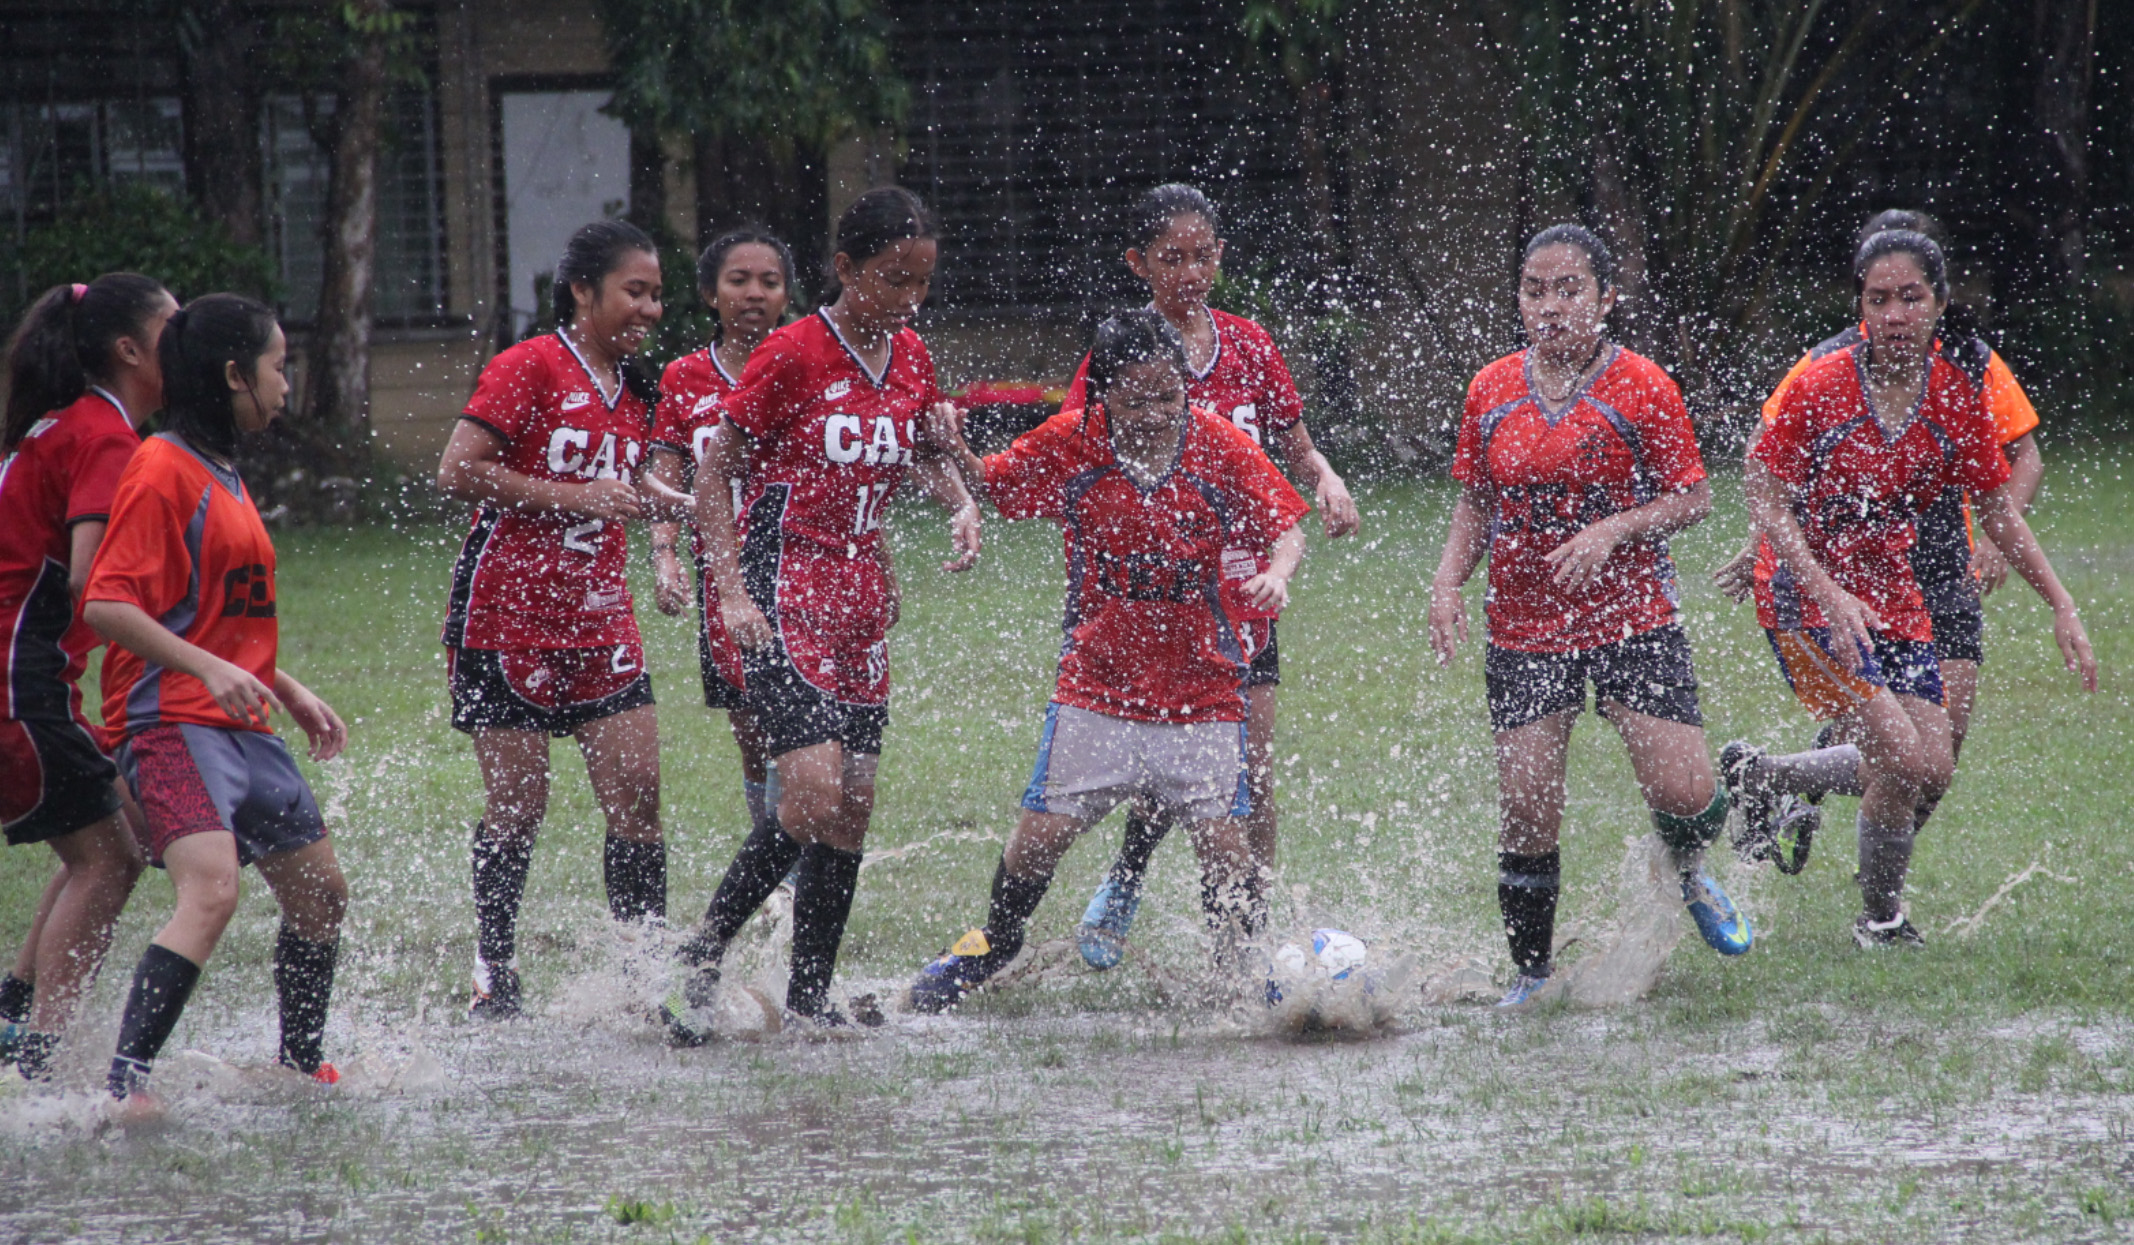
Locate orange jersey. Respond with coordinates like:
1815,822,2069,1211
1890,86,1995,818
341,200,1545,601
1762,324,2037,445
84,434,280,741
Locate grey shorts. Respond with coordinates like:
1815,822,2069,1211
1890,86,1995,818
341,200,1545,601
1019,702,1249,823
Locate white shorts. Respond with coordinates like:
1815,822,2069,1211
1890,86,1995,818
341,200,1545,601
1018,702,1249,823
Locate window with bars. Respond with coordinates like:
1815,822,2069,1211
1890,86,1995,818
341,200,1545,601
0,97,186,227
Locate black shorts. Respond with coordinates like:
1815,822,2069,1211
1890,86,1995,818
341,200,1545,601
449,644,655,738
699,640,748,711
1484,624,1704,734
1921,577,1986,666
744,641,888,759
1245,621,1281,688
2,716,122,846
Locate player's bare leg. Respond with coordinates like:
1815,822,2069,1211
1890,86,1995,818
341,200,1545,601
576,705,665,923
468,728,551,1016
1492,709,1574,999
11,813,141,1079
1850,691,1953,946
911,810,1093,1012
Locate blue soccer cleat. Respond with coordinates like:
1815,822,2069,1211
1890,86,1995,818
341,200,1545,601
909,930,1004,1014
1076,875,1143,971
1495,973,1551,1008
0,1021,23,1065
1680,865,1753,955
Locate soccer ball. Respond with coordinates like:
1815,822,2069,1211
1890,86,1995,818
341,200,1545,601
1311,929,1369,981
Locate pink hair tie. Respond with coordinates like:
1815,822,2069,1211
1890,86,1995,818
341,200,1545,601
70,283,88,303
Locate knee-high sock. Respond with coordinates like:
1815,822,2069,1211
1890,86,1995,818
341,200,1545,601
687,821,804,966
1856,810,1916,924
742,780,772,834
1198,861,1267,938
1110,807,1173,887
1653,789,1730,872
982,858,1051,966
786,844,862,1016
274,927,339,1075
1497,850,1561,978
1765,745,1866,801
106,944,201,1098
0,973,32,1024
472,825,534,968
604,836,667,923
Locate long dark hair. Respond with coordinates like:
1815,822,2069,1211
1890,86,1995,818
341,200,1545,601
696,226,795,342
825,187,936,302
158,293,278,461
4,273,169,451
553,218,661,405
1129,184,1221,250
1079,309,1190,439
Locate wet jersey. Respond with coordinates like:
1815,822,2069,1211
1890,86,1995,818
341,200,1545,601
721,311,937,559
650,346,746,692
1451,347,1706,653
85,434,281,740
1751,344,2011,642
983,404,1309,723
0,389,139,724
443,333,650,650
1763,325,2034,602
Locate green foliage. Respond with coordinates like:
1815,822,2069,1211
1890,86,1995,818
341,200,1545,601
1993,283,2134,438
1,183,279,328
1239,0,1350,94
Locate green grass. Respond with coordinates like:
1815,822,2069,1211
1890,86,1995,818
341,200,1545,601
1,448,2131,1242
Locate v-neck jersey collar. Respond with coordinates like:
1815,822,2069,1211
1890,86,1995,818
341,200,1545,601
556,331,624,409
818,309,895,388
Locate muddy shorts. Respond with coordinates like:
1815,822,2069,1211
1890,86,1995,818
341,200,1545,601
118,723,327,867
1484,623,1703,734
1767,627,1943,721
1,715,122,846
1020,702,1249,823
449,642,654,737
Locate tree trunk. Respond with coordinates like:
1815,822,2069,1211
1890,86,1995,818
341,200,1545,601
2032,0,2097,285
307,0,388,459
177,0,264,246
629,127,667,237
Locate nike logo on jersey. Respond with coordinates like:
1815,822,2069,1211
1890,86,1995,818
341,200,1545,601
562,392,594,411
548,427,644,480
691,394,719,416
824,414,917,467
823,380,853,401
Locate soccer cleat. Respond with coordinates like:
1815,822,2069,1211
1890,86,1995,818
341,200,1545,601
1852,912,1927,949
659,993,713,1047
1771,798,1819,875
908,929,1003,1014
1076,875,1143,971
1721,740,1781,864
1680,865,1754,955
0,1022,23,1066
1495,973,1551,1009
309,1062,340,1086
468,960,522,1019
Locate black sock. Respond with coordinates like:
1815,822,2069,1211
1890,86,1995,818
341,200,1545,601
1198,863,1266,937
0,972,32,1024
1497,850,1561,978
15,1031,58,1082
690,821,805,964
472,825,534,967
603,836,667,923
1111,808,1172,887
786,843,862,1016
107,944,202,1098
273,927,339,1075
1912,794,1941,836
981,858,1052,966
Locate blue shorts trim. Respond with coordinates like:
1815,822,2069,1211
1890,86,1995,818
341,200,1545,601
1019,702,1064,813
1767,627,1943,708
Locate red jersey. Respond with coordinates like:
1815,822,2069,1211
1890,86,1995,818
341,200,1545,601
722,312,937,559
1062,307,1304,446
444,333,651,650
1750,344,2011,641
85,434,281,740
1451,347,1706,653
983,404,1309,723
650,346,746,691
0,389,140,724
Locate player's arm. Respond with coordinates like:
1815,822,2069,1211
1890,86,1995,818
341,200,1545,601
1971,485,2096,691
1428,485,1492,667
910,417,981,572
1972,432,2042,595
1545,479,1711,592
643,446,692,616
83,599,283,729
922,401,989,489
636,448,697,522
67,519,108,604
691,422,770,651
1745,460,1881,672
1239,522,1306,613
1269,420,1359,539
272,670,348,762
435,418,644,523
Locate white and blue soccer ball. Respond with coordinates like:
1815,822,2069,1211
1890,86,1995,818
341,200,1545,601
1272,928,1374,992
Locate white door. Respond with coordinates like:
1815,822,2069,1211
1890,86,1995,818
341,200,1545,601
498,90,629,339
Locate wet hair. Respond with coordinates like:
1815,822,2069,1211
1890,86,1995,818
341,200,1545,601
695,226,796,342
158,293,278,461
1522,224,1617,291
1129,184,1221,250
1084,309,1190,404
4,273,169,451
1853,229,1949,302
1855,209,1946,253
552,218,661,405
825,186,936,303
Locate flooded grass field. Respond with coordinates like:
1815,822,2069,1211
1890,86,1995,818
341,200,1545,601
2,453,2131,1242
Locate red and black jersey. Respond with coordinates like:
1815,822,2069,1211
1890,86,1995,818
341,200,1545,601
1451,347,1706,654
721,311,938,559
1062,307,1305,447
443,333,651,650
651,346,747,693
0,389,140,725
85,434,282,741
983,404,1309,723
1751,343,2010,641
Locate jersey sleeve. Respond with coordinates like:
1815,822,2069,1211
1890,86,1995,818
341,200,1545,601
1983,351,2040,444
980,410,1092,521
1449,376,1491,489
63,428,138,526
1211,418,1310,546
1948,390,2014,497
1759,351,1815,427
461,344,547,441
82,465,194,618
1750,381,1819,488
1059,354,1094,414
1249,329,1306,433
649,360,700,453
720,336,809,442
1628,365,1705,492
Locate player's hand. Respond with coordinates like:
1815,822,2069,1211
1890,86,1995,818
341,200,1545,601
1544,517,1625,591
924,401,969,454
282,684,348,762
1712,542,1759,602
2054,603,2099,692
1972,541,2011,596
652,547,688,616
942,503,981,572
1812,586,1883,674
202,657,284,730
722,598,774,651
575,478,646,522
1241,571,1290,614
1316,474,1361,540
1428,581,1468,667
